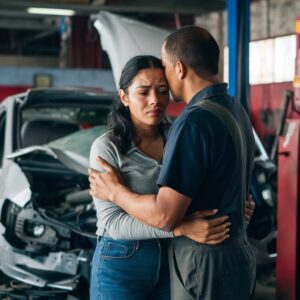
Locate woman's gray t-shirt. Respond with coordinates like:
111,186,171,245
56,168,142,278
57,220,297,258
90,131,174,240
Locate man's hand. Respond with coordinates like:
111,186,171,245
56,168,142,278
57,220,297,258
245,194,255,224
88,157,123,200
174,210,230,244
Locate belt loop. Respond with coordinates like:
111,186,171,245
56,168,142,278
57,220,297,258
135,240,140,250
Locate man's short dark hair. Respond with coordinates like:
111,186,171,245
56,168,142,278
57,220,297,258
164,25,220,77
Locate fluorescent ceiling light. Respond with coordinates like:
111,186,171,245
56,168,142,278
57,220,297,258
27,7,75,16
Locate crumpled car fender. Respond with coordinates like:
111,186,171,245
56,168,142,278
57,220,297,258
2,160,31,208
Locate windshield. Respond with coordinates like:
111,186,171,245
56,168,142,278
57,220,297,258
20,102,111,150
47,125,107,159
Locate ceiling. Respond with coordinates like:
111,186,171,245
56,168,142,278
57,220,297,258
0,0,226,59
0,0,226,17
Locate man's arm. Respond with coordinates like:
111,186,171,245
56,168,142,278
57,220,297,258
89,157,191,231
112,185,190,231
98,201,175,239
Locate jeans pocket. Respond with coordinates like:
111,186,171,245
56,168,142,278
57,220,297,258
102,240,136,260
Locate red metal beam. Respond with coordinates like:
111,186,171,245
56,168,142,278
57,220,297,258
276,17,300,300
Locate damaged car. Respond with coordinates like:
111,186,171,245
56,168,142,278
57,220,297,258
0,88,114,299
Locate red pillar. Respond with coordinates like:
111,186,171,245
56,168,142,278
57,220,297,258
276,119,300,300
67,16,103,68
276,18,300,300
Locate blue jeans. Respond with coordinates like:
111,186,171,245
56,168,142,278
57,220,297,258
90,237,170,300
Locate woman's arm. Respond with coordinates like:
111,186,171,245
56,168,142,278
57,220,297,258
95,200,174,240
90,134,174,240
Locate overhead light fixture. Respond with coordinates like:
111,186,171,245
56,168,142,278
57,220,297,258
27,7,75,16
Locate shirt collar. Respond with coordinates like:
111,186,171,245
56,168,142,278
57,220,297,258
126,143,137,155
186,83,228,109
126,126,169,155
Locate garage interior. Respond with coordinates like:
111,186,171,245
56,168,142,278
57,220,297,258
0,0,299,299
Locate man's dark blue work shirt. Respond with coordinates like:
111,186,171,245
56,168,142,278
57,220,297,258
157,83,255,231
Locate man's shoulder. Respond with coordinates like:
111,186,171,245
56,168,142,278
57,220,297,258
173,104,220,129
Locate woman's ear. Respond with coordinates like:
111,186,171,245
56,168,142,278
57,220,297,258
119,89,129,107
176,60,186,80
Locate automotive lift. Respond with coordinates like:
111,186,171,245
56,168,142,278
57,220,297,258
276,17,300,300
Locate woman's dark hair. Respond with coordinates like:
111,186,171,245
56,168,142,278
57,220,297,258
107,55,167,154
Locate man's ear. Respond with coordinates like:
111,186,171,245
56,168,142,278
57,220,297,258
175,60,187,80
176,60,186,80
119,89,129,107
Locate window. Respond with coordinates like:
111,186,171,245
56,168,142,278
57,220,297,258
0,112,6,167
224,34,296,84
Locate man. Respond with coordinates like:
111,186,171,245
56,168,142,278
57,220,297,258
89,26,256,299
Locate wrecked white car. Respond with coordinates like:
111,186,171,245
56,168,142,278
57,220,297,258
0,88,114,299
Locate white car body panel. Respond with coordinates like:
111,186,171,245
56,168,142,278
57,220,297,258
3,161,32,207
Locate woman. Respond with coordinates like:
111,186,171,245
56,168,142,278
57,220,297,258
89,55,231,300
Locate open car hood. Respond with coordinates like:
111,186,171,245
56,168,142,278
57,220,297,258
7,146,89,175
92,11,169,88
7,126,107,175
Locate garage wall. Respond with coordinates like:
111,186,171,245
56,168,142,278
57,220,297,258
0,67,115,101
250,0,300,40
195,0,300,45
0,55,59,68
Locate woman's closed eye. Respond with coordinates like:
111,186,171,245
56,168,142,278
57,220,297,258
158,88,169,95
137,88,149,96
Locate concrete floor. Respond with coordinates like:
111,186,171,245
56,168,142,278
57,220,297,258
253,265,276,300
